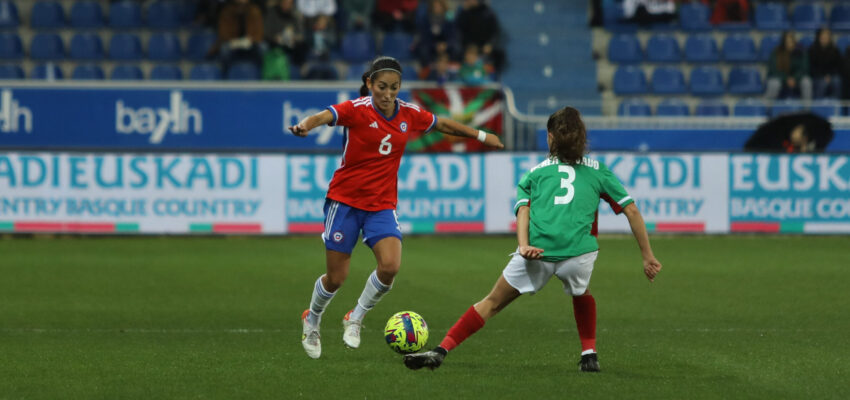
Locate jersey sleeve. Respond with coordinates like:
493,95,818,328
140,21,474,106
514,171,532,215
327,100,356,127
599,164,634,210
413,109,437,134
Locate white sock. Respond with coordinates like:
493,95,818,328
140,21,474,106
307,275,335,326
350,270,392,322
581,349,596,356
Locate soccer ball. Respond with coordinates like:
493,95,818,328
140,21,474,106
384,311,429,354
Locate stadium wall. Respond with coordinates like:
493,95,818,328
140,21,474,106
1,82,848,234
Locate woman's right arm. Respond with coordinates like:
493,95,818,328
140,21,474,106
288,110,335,137
623,203,662,282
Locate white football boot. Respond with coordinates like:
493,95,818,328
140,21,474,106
301,309,321,359
342,310,362,348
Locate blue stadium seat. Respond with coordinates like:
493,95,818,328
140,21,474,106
148,33,182,61
151,65,182,80
689,66,724,97
617,98,651,116
656,98,690,117
111,64,144,80
723,34,757,63
189,63,222,80
71,64,104,80
347,62,368,80
612,66,648,95
69,33,104,60
755,3,790,30
177,0,197,24
831,5,850,31
70,1,103,28
30,1,65,29
400,63,418,81
186,30,216,61
607,34,642,64
684,34,719,63
837,35,850,53
771,99,804,116
810,100,840,119
792,4,826,31
305,62,339,80
147,0,180,29
0,64,23,79
29,33,65,60
651,66,686,94
341,31,375,64
31,63,63,80
381,32,414,62
734,98,767,117
227,62,260,80
695,100,729,117
759,34,781,61
109,33,143,60
0,32,22,59
0,0,19,28
728,67,765,95
678,2,711,31
109,1,142,29
646,34,680,63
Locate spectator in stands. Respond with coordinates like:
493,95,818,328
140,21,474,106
373,0,419,33
710,0,750,25
621,0,675,25
808,27,842,99
210,0,265,74
766,32,812,101
422,51,459,84
413,0,458,66
458,44,492,85
264,0,308,66
341,0,375,31
297,0,337,25
306,13,337,60
456,0,504,73
194,0,225,28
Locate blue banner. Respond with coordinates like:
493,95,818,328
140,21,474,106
0,86,419,151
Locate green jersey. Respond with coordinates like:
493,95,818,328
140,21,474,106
514,156,634,261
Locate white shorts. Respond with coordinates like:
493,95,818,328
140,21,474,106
502,250,598,296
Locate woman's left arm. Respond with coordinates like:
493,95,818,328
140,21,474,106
434,117,504,149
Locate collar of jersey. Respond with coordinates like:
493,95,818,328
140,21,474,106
370,97,400,121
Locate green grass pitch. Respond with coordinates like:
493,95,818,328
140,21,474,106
1,235,849,399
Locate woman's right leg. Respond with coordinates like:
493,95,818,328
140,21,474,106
302,249,351,359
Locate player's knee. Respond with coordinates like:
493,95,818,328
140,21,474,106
376,260,401,277
325,272,348,291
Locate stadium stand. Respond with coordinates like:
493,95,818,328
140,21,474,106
69,33,105,60
0,32,22,59
656,98,690,117
111,64,144,80
30,0,64,29
71,63,104,80
69,1,103,29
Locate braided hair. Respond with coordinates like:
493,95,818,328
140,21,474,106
360,56,403,96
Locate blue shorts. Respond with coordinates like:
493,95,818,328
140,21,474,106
322,199,402,254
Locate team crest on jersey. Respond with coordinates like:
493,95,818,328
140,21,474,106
399,122,408,132
333,231,344,242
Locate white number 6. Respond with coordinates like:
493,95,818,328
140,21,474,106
554,165,575,205
379,134,392,155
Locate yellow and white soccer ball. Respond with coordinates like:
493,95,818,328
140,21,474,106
384,311,429,354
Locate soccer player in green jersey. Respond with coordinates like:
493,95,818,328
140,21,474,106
404,106,663,372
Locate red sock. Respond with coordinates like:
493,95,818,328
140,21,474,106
439,305,485,352
572,294,597,353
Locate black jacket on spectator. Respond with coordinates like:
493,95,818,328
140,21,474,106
809,41,842,78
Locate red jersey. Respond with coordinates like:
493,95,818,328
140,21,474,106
326,96,437,211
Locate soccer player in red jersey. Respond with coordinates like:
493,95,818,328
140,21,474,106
289,56,504,359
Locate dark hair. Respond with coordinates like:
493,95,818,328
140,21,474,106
360,56,403,96
547,106,587,165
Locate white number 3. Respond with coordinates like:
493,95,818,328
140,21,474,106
554,165,576,205
378,134,392,155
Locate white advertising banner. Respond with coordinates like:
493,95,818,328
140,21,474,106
0,153,285,233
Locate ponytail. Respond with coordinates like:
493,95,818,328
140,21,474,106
359,56,403,97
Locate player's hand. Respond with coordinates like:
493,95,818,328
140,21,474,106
643,258,662,282
288,123,309,137
519,245,543,260
484,133,505,149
